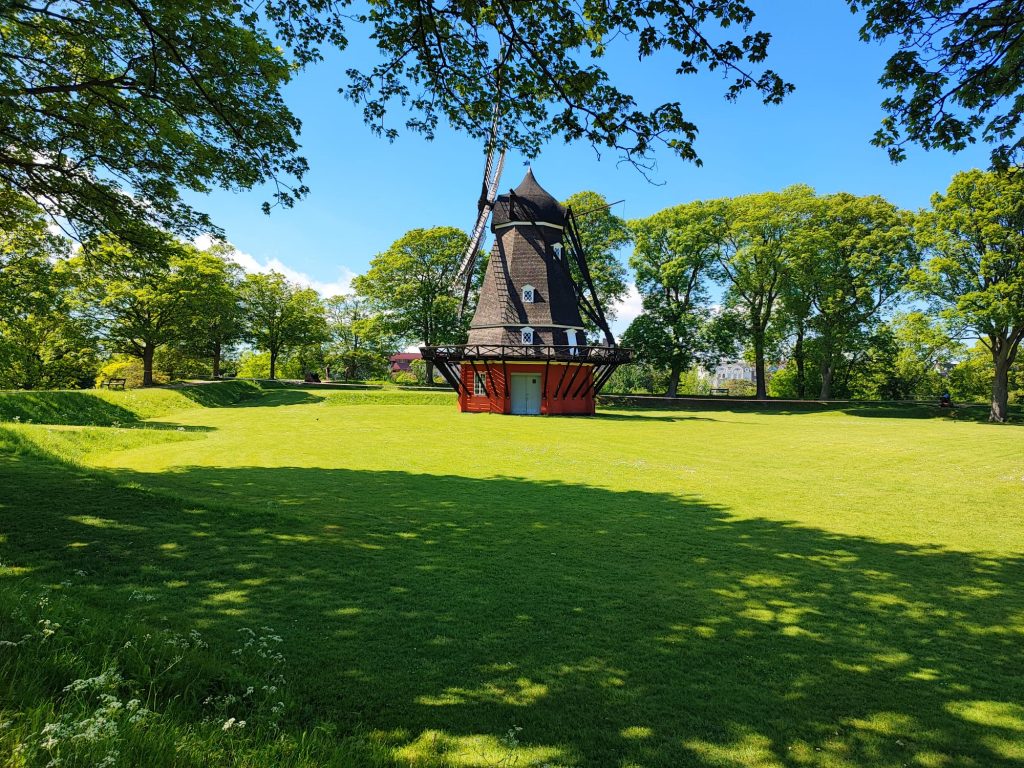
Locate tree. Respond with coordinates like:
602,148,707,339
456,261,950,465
795,193,917,399
239,272,328,380
73,235,210,386
855,312,964,400
718,186,816,399
914,169,1024,422
0,196,97,388
324,295,393,381
0,0,317,239
562,191,629,332
180,244,245,378
352,227,469,384
628,200,726,396
339,1,791,170
850,0,1024,169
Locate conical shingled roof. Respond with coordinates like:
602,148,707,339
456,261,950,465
468,170,583,346
491,168,566,228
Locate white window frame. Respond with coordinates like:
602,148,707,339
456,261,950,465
521,327,535,345
522,285,535,303
473,372,487,396
552,243,563,260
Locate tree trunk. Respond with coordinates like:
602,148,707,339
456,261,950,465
212,342,221,379
269,350,277,380
991,349,1011,422
820,363,834,400
142,344,155,387
754,336,767,400
665,357,683,398
794,326,806,399
425,360,435,385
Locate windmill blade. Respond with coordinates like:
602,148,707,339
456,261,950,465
456,148,505,318
565,208,616,346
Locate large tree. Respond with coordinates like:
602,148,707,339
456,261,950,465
914,168,1024,422
0,194,96,388
352,227,470,383
239,272,328,381
73,236,211,386
562,191,629,333
0,0,321,239
628,200,726,396
324,295,394,381
179,245,245,379
718,185,816,399
850,0,1024,169
795,193,917,399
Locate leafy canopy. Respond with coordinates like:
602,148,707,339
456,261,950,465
0,0,312,239
850,0,1024,168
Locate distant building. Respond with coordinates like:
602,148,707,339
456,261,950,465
711,360,756,387
389,352,421,375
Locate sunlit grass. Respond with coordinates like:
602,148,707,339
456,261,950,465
1,383,1023,767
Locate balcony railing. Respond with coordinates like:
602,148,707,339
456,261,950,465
420,344,633,365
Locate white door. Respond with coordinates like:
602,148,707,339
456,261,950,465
510,373,542,415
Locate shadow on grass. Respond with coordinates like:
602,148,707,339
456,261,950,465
0,390,142,426
2,437,1023,766
602,395,1024,425
225,388,325,408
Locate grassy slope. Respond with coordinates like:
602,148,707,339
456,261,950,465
2,384,1023,767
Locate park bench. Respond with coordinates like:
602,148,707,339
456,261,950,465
100,378,126,390
710,388,729,396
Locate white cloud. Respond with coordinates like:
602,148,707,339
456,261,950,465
193,234,356,298
609,282,643,334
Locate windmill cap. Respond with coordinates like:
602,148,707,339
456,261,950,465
491,168,566,229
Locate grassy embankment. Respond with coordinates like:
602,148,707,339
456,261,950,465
1,382,1022,767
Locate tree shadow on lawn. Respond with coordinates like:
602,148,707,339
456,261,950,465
3,449,1023,767
225,389,325,408
604,398,1024,425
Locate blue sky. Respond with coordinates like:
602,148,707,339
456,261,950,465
187,0,991,329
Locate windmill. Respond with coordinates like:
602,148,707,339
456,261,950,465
422,125,632,415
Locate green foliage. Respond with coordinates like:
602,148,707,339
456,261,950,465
352,227,469,366
0,195,97,389
850,0,1024,169
323,295,393,381
341,1,790,168
97,356,152,389
793,192,918,398
914,169,1024,421
177,244,245,378
0,0,309,238
239,273,328,380
628,199,728,395
852,313,964,400
73,236,221,386
604,361,670,395
236,350,271,380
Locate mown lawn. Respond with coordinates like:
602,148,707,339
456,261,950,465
1,384,1022,767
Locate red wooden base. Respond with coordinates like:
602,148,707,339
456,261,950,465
457,362,595,415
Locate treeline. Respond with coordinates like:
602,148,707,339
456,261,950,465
614,169,1024,422
1,171,1021,420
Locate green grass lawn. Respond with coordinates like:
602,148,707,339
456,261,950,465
2,385,1023,767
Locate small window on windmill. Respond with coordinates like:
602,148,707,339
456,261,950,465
521,327,535,345
522,284,535,303
473,372,487,396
